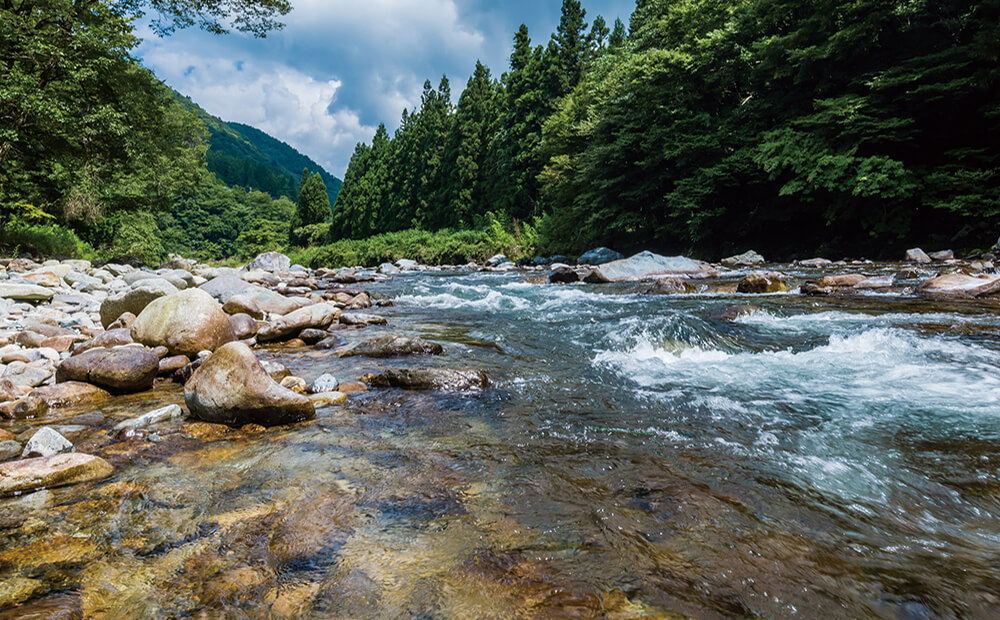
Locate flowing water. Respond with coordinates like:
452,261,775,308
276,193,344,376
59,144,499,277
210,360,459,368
3,268,1000,618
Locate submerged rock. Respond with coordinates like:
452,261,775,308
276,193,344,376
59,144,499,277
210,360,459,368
577,247,624,266
56,346,159,393
335,335,443,358
0,452,114,497
585,251,716,283
184,342,315,427
917,272,1000,299
132,288,236,357
371,367,489,391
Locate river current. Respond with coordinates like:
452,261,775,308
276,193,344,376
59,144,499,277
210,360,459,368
3,267,1000,618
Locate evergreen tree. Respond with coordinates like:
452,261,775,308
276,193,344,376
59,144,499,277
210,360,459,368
290,170,330,245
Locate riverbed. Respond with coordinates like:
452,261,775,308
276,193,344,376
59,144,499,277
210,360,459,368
3,266,1000,618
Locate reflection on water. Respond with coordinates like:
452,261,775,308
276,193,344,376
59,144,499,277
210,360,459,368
3,269,1000,618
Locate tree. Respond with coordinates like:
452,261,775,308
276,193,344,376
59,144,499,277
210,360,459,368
111,0,291,37
290,170,330,245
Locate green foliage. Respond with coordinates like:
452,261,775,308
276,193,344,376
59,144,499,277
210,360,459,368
290,170,331,244
111,0,291,37
0,221,93,259
94,211,166,264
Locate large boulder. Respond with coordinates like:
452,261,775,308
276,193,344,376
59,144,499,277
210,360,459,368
199,277,308,316
184,342,315,426
0,453,114,497
0,283,55,301
131,288,236,357
371,368,489,391
738,273,788,294
586,251,716,283
917,273,1000,299
245,252,291,273
256,303,339,342
335,335,443,358
577,247,624,266
99,279,179,328
905,248,932,264
56,346,159,393
722,250,766,267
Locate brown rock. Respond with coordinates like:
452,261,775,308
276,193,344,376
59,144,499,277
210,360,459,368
222,295,264,319
917,272,1000,299
0,379,20,403
816,274,867,287
15,331,47,349
334,335,443,358
646,277,696,295
107,312,137,330
737,272,788,294
279,376,308,394
184,342,315,427
41,335,76,353
131,288,236,357
256,303,339,342
371,367,489,391
74,328,134,355
228,313,259,340
182,421,233,441
337,381,368,393
0,453,114,497
158,355,190,376
56,346,159,393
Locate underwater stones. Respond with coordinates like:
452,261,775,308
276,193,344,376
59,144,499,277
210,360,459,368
577,247,624,266
335,335,443,358
586,251,716,283
246,251,291,273
917,272,1000,299
184,342,315,427
0,453,114,497
371,367,489,391
722,250,766,267
0,577,46,608
28,381,111,409
308,392,347,407
56,346,159,394
132,288,236,357
256,303,338,343
905,248,932,264
737,272,788,294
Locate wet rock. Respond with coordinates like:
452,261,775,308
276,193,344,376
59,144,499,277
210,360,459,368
0,533,99,572
184,342,315,427
99,279,179,328
113,404,183,431
396,258,418,270
797,258,832,267
257,303,338,342
335,335,443,358
56,346,159,393
158,354,190,376
485,254,508,267
337,381,368,393
577,247,624,266
182,421,233,441
645,277,695,295
19,382,110,410
279,376,308,394
0,453,114,496
228,313,259,339
549,266,579,284
737,272,787,294
0,283,55,301
0,576,46,608
854,275,896,289
586,251,716,283
378,262,400,275
339,312,387,326
722,250,765,267
917,272,1000,299
314,335,344,350
261,360,290,381
371,367,489,391
74,328,134,355
929,249,954,261
131,288,236,357
22,427,73,458
298,328,328,344
311,373,339,393
905,248,932,264
246,251,291,273
0,378,19,403
222,295,264,319
0,440,21,461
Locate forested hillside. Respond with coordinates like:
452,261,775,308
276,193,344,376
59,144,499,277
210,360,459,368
330,0,999,259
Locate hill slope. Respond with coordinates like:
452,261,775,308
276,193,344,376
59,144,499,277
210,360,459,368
173,93,342,205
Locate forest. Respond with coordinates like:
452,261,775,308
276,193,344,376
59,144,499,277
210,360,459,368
2,0,998,265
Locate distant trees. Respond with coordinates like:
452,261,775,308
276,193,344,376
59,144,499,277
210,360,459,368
329,0,1000,257
290,169,331,245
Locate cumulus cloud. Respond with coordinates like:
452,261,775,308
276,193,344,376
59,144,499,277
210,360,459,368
136,0,633,176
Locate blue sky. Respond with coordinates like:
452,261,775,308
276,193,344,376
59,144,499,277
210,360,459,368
136,0,635,177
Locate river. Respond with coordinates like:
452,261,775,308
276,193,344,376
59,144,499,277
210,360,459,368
2,266,1000,618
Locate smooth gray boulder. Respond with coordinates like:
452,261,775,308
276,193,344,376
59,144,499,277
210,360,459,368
22,427,73,458
339,313,387,326
929,249,955,261
256,303,338,342
184,342,315,426
722,250,766,267
131,288,236,357
245,252,291,273
576,247,623,266
199,277,307,316
99,279,179,328
905,248,932,264
0,284,54,301
395,259,418,270
586,251,716,283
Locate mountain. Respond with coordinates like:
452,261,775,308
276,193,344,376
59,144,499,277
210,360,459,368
173,93,342,205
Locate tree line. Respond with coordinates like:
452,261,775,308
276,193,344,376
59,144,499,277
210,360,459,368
331,0,999,258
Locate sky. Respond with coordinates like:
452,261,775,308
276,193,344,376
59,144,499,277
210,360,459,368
136,0,635,177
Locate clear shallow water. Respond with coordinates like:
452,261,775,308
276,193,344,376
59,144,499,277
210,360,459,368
3,270,1000,618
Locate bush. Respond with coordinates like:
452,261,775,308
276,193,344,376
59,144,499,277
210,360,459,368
93,211,165,266
0,221,94,258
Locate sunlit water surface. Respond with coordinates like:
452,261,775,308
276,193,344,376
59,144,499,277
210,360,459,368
2,269,1000,618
